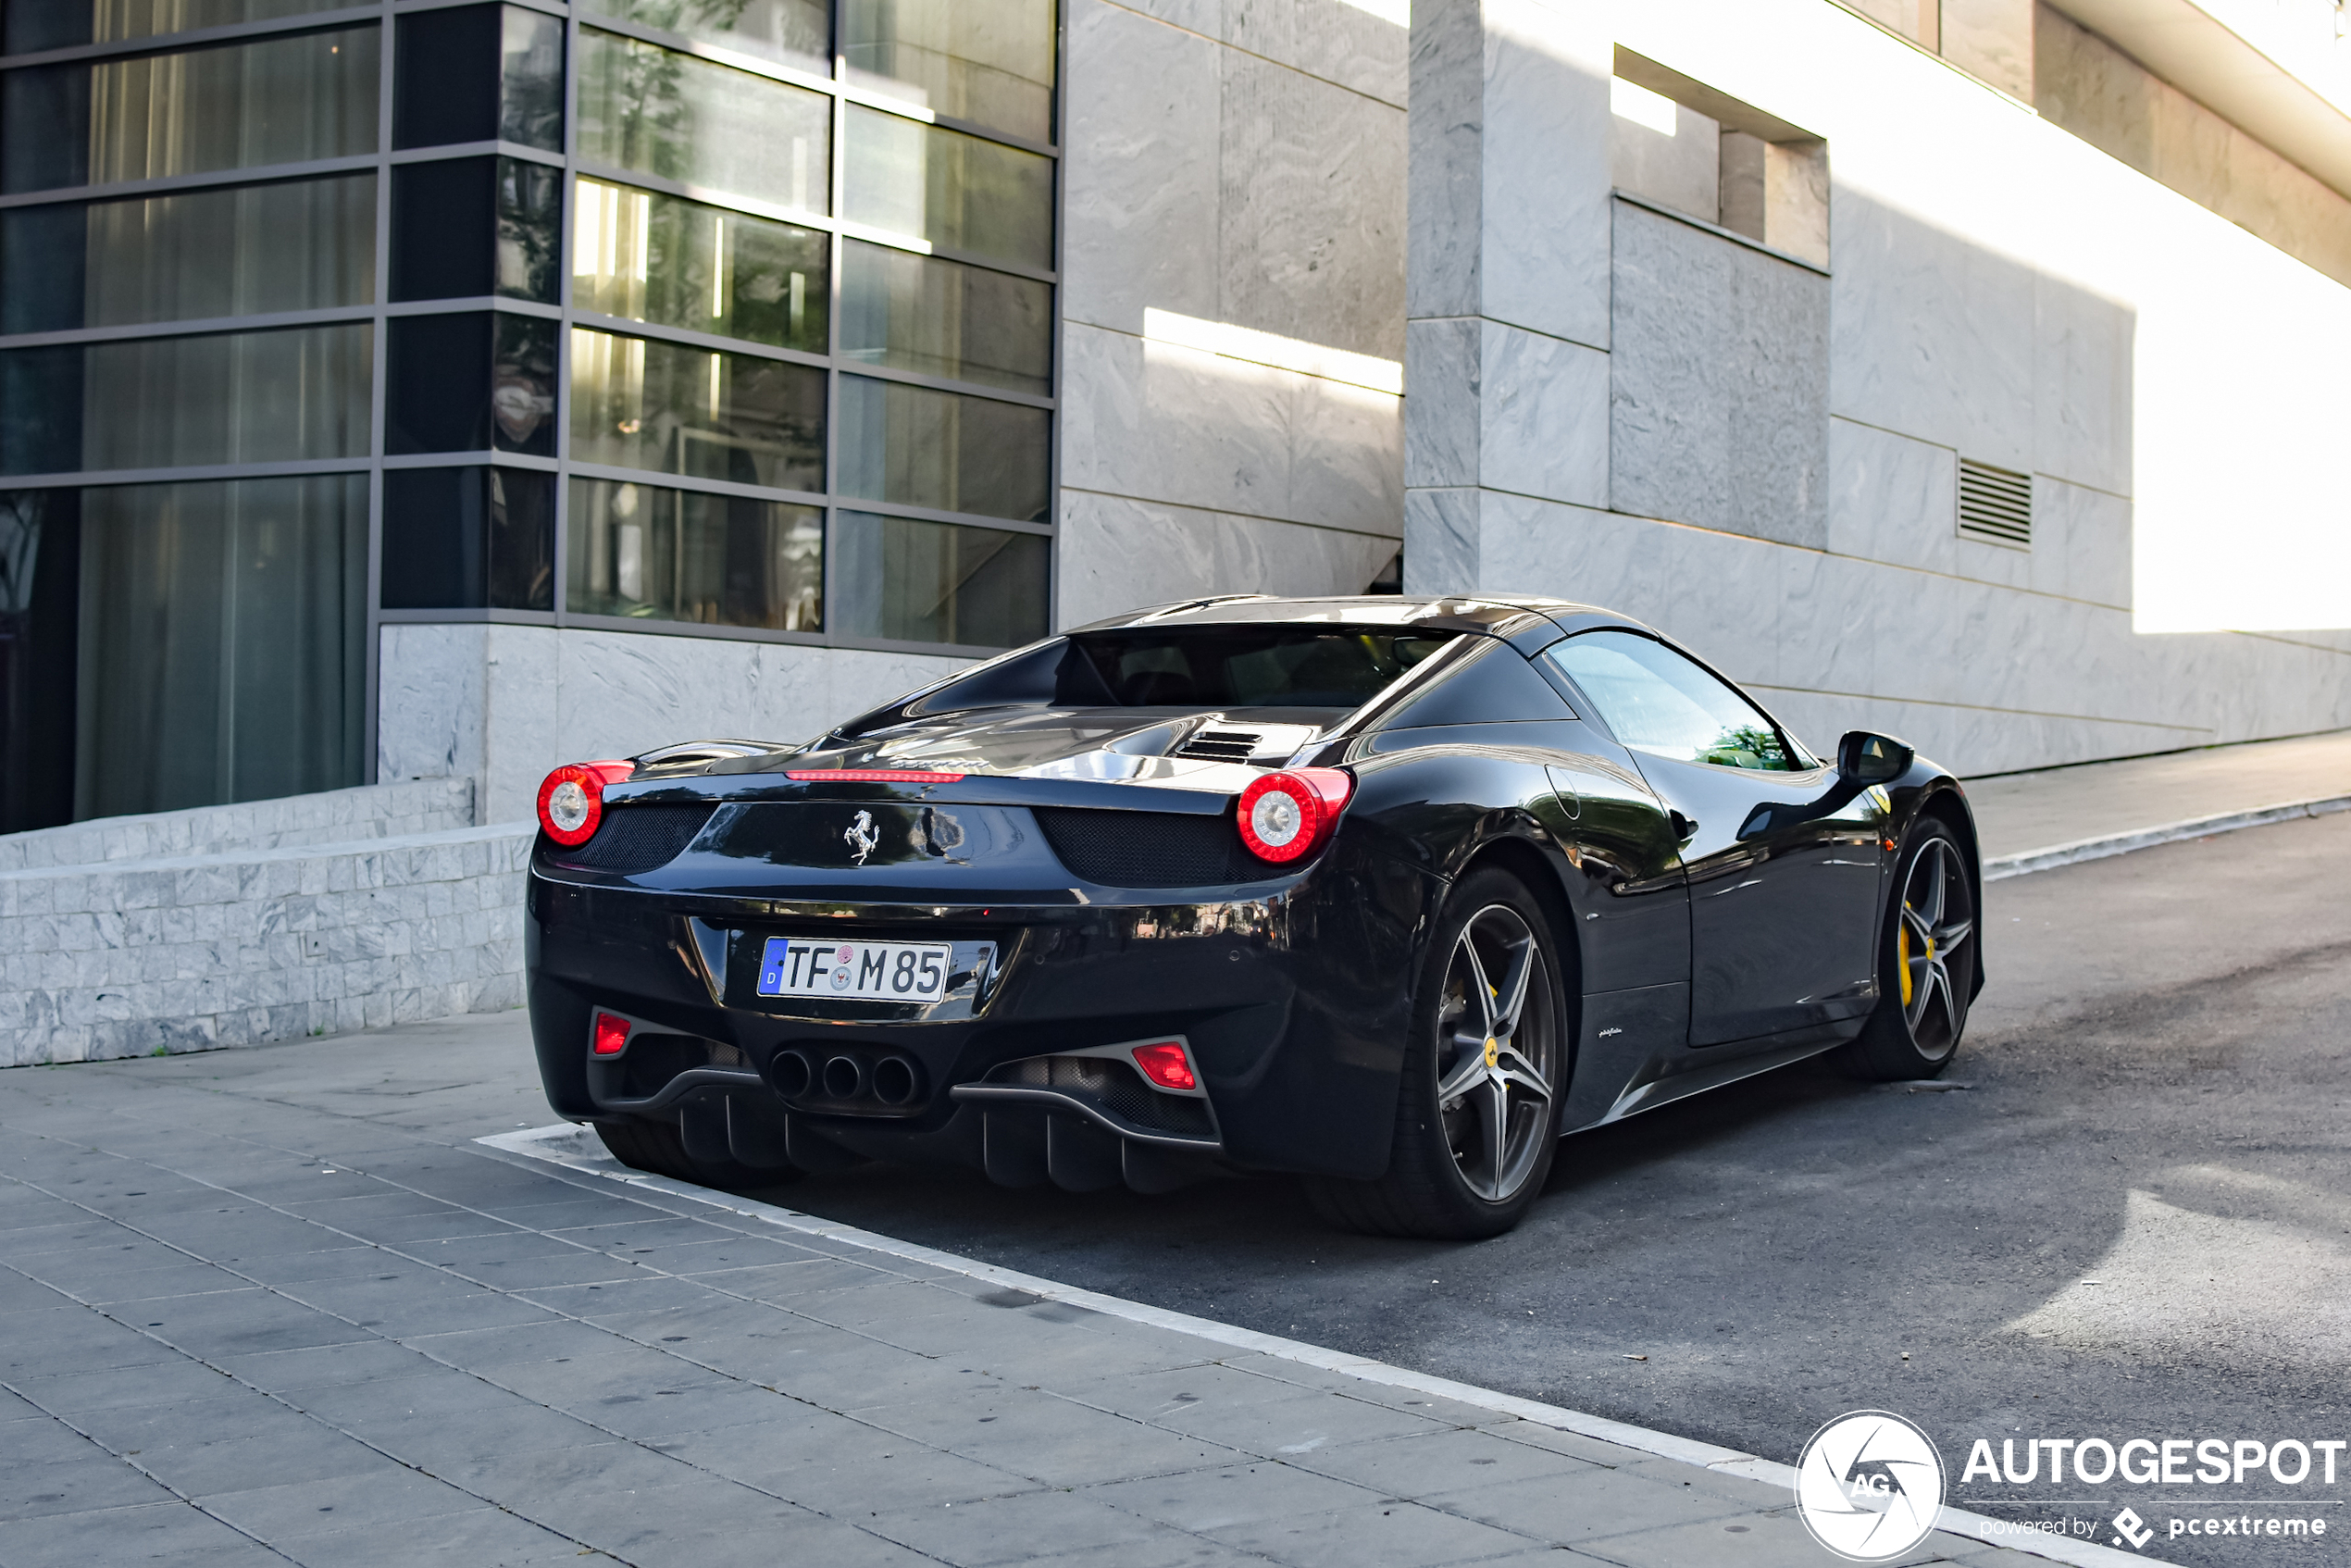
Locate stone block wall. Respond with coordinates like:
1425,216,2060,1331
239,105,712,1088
0,824,533,1067
0,779,478,873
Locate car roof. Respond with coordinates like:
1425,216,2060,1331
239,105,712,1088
1064,594,1657,649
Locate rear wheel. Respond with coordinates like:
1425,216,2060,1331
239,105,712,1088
1835,819,1976,1080
594,1116,793,1190
1305,869,1566,1239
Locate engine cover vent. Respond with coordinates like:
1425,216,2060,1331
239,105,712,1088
1958,457,2032,549
1175,728,1262,760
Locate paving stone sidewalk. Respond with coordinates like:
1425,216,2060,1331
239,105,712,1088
1964,728,2351,859
0,1013,2096,1568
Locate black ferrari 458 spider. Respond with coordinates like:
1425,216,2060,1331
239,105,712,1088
528,595,1982,1238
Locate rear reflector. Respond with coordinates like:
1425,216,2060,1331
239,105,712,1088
785,769,967,783
1130,1040,1197,1092
591,1013,629,1056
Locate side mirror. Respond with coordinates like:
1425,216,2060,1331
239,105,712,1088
1837,730,1913,786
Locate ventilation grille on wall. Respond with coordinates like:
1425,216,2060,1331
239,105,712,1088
1957,458,2033,548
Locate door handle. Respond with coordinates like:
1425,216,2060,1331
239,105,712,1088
1670,810,1698,841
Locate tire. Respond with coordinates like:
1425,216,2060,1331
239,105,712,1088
1834,818,1977,1081
1304,868,1569,1239
594,1116,795,1190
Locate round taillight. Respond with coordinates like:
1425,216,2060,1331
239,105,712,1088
1236,767,1354,865
536,760,633,847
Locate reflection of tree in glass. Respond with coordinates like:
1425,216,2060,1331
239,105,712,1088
1699,724,1786,771
495,159,562,303
498,10,567,152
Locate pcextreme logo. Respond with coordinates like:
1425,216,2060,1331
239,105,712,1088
1794,1411,1947,1562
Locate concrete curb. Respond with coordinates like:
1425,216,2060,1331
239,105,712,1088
1982,794,2351,882
479,1123,2162,1568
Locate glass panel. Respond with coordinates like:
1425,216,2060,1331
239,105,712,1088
381,465,554,610
392,5,563,152
500,4,564,152
491,312,556,454
1544,630,1796,771
496,157,562,303
0,203,87,336
844,0,1055,143
567,477,821,630
837,375,1047,522
573,177,827,354
1,26,379,196
576,29,830,215
0,174,373,334
831,510,1045,648
569,327,824,493
390,158,557,304
0,323,371,474
0,488,80,831
5,0,349,53
73,473,367,818
1066,629,1452,709
840,241,1050,394
581,0,828,78
843,105,1051,270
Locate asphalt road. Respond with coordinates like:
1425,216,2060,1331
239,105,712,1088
770,810,2351,1567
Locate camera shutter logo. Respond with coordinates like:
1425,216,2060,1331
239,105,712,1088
1794,1410,1946,1562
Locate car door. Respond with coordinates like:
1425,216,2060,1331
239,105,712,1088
1539,630,1885,1046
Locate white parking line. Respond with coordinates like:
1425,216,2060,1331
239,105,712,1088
479,1123,2158,1568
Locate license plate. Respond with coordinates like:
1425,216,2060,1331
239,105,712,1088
756,937,953,1002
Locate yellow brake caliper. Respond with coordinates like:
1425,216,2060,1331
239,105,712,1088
1897,912,1914,1006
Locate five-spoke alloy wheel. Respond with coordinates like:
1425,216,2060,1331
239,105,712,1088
1837,818,1977,1080
1306,868,1567,1238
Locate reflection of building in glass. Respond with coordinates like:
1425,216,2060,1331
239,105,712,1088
1,0,1059,827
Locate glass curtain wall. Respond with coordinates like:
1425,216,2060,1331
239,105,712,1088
0,0,1059,830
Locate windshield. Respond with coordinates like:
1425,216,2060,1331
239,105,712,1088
1066,628,1453,708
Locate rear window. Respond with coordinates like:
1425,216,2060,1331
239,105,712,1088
1068,628,1453,708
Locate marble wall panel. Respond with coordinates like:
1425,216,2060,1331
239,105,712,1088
1610,201,1829,549
1830,192,2034,473
1462,489,2351,775
378,625,964,823
1063,320,1402,532
1404,316,1479,490
1407,0,1486,322
1825,416,1957,577
1479,321,1608,508
1290,373,1410,529
1058,490,1398,626
1403,486,1479,593
2032,266,2133,498
1107,0,1219,40
1478,0,1613,349
2021,472,2134,606
1062,0,1222,335
481,626,562,825
1610,99,1721,228
1218,48,1408,361
378,624,489,789
1225,0,1408,106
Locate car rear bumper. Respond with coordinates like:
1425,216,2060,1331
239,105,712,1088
524,843,1441,1185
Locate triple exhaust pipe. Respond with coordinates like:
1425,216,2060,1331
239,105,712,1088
767,1047,921,1108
